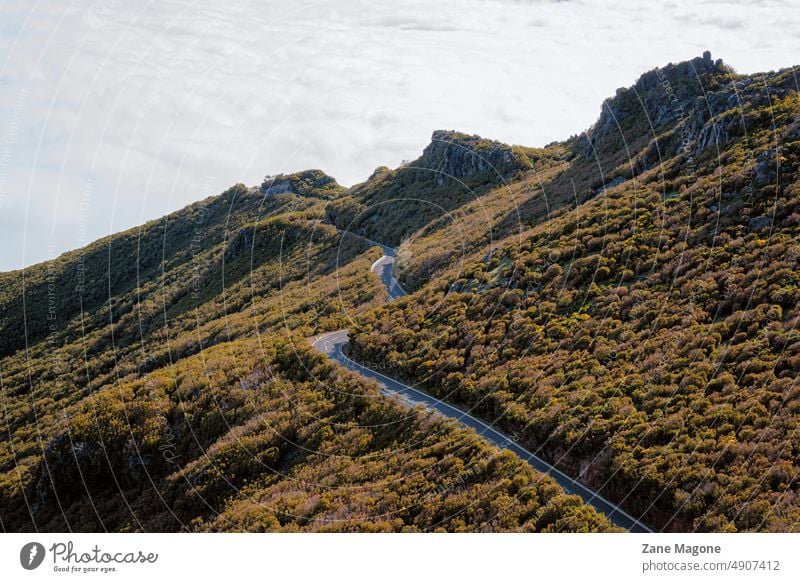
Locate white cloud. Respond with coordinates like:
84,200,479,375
0,0,798,270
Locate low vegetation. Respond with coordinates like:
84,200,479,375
2,54,797,532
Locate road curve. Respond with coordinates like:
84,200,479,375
312,330,652,533
370,253,406,300
318,232,652,532
337,229,408,300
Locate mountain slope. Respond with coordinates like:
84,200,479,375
2,53,797,533
0,166,614,531
324,130,535,248
348,55,800,532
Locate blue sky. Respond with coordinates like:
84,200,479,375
0,0,798,271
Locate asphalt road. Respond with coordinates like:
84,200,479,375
370,253,407,300
338,228,407,299
317,232,652,532
312,330,652,533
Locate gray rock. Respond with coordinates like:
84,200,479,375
261,180,292,195
420,130,527,186
754,149,778,186
749,216,773,231
593,175,627,197
261,170,339,197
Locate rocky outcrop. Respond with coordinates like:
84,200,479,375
587,52,729,148
689,74,793,156
581,52,797,174
754,148,780,186
417,130,531,185
593,175,627,197
261,179,292,195
749,215,773,231
261,169,342,198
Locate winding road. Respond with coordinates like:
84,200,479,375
313,237,652,533
339,229,408,301
370,252,406,301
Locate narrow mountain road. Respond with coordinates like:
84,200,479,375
313,237,652,533
339,229,407,299
370,252,406,300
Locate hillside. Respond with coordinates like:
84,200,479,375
1,52,797,533
0,166,614,531
349,54,800,531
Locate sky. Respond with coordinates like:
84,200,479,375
0,0,798,271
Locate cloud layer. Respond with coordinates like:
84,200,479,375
1,0,798,270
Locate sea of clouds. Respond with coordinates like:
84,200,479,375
0,0,797,270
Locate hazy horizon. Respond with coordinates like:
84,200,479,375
1,0,798,271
